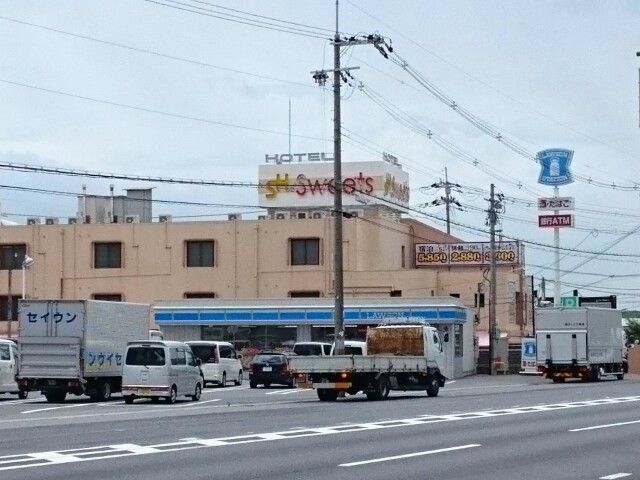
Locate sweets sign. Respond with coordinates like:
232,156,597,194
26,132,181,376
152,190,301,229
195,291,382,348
415,242,519,267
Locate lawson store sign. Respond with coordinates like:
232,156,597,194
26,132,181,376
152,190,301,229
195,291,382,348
154,305,468,326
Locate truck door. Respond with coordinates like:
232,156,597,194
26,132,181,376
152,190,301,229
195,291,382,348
18,301,84,379
537,331,587,364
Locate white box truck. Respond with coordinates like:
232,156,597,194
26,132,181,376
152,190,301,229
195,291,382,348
536,307,625,382
17,300,150,402
288,324,447,401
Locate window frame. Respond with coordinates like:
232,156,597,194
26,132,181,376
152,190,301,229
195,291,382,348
289,238,320,266
93,242,122,269
185,240,215,268
92,293,123,302
0,244,27,270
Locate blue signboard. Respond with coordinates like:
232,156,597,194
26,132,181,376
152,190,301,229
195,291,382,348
537,149,574,186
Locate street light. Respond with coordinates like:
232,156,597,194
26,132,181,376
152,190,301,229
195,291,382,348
22,255,34,300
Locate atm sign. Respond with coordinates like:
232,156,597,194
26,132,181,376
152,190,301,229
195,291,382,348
538,214,574,228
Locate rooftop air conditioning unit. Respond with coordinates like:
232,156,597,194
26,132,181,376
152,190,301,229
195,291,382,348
68,217,78,225
311,211,323,219
158,214,172,223
275,211,287,220
228,213,242,221
296,212,308,219
125,215,140,224
44,217,59,225
26,217,41,225
258,215,267,220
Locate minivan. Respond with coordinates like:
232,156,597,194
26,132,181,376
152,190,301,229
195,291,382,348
186,341,243,387
0,339,27,399
122,341,203,404
293,342,331,356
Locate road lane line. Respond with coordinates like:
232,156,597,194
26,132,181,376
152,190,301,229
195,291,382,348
339,444,481,467
570,419,640,432
446,383,528,392
22,402,108,414
600,474,632,479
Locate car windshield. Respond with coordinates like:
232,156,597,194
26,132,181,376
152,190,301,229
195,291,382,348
0,345,9,361
293,344,322,356
125,347,166,366
253,354,284,364
189,345,217,363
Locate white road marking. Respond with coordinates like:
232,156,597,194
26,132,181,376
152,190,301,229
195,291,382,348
22,402,109,414
600,473,632,479
446,383,529,392
175,399,221,408
2,395,639,472
204,386,249,393
339,443,481,467
266,389,313,395
570,419,640,432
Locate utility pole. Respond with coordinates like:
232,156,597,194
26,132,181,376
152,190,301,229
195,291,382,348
311,1,390,355
487,184,503,375
427,167,461,235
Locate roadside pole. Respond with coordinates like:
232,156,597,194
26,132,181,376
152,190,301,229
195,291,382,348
553,186,561,306
488,184,498,375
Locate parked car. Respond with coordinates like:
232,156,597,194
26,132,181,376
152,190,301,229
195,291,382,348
293,342,331,356
330,340,367,356
0,339,27,399
122,341,203,404
249,352,295,388
186,341,243,387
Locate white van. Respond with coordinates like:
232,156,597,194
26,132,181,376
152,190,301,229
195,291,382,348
186,341,243,387
293,342,332,356
329,340,367,356
0,339,27,399
122,341,204,404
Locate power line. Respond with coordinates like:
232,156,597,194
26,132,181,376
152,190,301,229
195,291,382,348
3,158,640,259
142,0,332,40
0,15,313,89
0,78,325,141
345,0,640,165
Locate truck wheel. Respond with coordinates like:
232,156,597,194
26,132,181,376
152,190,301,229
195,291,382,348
18,390,28,400
94,380,112,402
367,376,390,401
552,377,565,383
234,371,243,386
124,395,134,404
249,380,257,389
45,391,67,403
191,383,202,401
317,389,338,402
165,386,177,404
616,373,624,380
426,376,440,397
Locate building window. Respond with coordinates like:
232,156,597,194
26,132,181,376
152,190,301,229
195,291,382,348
92,294,122,302
290,238,319,266
454,324,463,357
186,240,215,267
184,292,216,299
94,242,122,269
450,293,460,299
289,291,321,298
0,244,26,270
474,293,485,308
390,290,402,297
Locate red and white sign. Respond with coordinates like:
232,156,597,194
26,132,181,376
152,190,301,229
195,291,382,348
537,196,575,211
538,214,574,228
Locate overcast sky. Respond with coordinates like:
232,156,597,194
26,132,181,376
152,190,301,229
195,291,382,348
1,1,640,306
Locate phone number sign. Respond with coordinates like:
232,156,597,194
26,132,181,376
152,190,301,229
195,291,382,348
415,242,519,267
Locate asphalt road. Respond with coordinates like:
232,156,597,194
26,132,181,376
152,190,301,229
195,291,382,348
1,374,639,480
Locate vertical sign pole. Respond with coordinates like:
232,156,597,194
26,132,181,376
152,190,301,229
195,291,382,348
553,186,561,306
